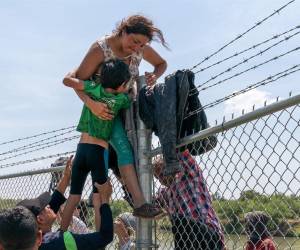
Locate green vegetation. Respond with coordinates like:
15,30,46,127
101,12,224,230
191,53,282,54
212,190,300,237
1,190,299,238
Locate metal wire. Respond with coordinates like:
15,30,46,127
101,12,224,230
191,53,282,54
189,0,296,71
191,30,300,93
0,126,76,146
191,46,300,95
0,151,76,169
185,64,300,119
190,25,300,75
0,128,77,156
0,135,80,162
1,96,299,249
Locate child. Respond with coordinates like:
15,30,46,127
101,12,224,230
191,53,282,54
60,59,131,231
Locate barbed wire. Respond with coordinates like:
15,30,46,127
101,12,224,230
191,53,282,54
189,0,296,71
191,25,300,75
189,31,300,95
190,46,300,95
0,128,77,156
185,64,300,119
0,135,79,162
0,151,76,169
0,126,76,146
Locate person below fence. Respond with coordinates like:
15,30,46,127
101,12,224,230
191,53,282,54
244,211,276,250
114,212,136,250
153,149,225,250
17,156,114,250
0,206,42,250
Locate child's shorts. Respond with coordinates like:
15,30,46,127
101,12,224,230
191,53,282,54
109,115,134,167
70,143,108,194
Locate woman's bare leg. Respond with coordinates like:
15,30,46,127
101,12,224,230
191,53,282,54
119,164,145,208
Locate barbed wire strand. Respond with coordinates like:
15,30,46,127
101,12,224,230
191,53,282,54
189,0,296,71
189,31,300,95
191,46,300,95
0,128,77,156
190,25,300,75
0,135,80,162
185,64,300,118
0,126,76,146
0,151,76,169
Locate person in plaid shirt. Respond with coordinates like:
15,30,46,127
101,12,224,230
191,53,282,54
154,149,225,250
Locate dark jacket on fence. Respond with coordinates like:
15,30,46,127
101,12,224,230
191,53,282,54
139,69,217,174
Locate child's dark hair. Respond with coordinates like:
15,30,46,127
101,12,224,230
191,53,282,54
101,59,131,89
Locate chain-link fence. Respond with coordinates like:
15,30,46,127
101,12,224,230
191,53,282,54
0,95,299,250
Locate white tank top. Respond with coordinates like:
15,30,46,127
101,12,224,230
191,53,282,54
93,36,143,97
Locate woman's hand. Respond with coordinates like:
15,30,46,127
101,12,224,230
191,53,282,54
88,99,114,120
145,72,157,86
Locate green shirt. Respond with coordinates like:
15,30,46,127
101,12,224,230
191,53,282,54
76,80,130,141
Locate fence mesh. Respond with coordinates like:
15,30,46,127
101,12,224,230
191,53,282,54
0,101,299,250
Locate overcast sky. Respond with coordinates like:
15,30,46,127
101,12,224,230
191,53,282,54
0,0,299,181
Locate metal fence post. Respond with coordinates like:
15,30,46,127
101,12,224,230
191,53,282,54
136,76,153,250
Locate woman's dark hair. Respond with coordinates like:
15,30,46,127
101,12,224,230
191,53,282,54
114,15,168,49
101,59,131,89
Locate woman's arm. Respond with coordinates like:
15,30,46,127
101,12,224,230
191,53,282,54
73,42,114,120
143,45,167,86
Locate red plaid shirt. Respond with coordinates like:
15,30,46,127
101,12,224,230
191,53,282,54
156,149,224,238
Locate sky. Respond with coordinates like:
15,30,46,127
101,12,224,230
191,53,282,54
0,0,299,196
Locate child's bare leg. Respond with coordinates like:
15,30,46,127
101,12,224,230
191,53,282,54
60,194,81,231
119,164,145,208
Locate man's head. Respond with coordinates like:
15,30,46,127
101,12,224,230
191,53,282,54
100,59,131,92
0,206,42,250
17,192,56,233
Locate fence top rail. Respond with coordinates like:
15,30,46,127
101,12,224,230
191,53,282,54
150,93,300,157
0,166,65,180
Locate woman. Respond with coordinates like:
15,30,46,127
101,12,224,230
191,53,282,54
73,15,168,218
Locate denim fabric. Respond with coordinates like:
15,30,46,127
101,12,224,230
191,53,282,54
139,69,217,173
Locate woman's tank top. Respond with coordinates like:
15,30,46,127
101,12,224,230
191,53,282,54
93,36,143,98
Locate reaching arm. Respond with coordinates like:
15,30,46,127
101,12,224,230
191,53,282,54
71,180,114,249
48,156,73,213
143,45,167,86
56,155,73,195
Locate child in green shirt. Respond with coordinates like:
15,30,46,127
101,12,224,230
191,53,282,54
60,59,131,231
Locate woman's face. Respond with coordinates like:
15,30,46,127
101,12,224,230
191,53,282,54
121,33,150,54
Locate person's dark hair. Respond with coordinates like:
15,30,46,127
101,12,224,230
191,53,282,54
245,211,271,244
0,206,38,250
100,59,131,89
114,15,168,49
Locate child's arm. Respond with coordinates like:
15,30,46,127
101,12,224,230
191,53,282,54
63,72,84,90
